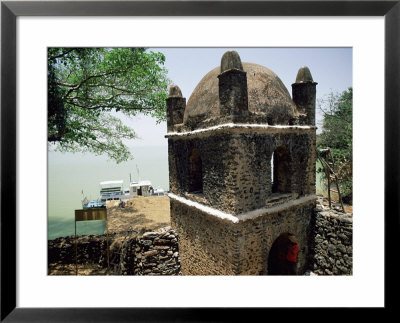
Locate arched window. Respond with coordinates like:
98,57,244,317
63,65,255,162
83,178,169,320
188,148,203,193
271,145,291,194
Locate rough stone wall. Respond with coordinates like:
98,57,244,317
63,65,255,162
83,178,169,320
48,234,110,267
166,96,186,132
308,209,353,275
218,69,249,122
170,199,241,275
48,227,181,275
133,228,181,275
292,82,317,126
168,130,315,215
170,198,314,275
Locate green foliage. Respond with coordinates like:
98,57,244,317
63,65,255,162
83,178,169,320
48,61,67,141
317,88,353,199
48,48,169,163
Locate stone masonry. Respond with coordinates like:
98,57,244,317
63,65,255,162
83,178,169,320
308,199,353,275
166,51,319,275
48,226,181,275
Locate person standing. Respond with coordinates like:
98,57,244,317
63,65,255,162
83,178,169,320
286,235,299,275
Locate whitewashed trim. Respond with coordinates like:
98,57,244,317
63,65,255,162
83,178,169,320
168,193,240,223
237,195,317,221
165,123,316,138
168,193,317,223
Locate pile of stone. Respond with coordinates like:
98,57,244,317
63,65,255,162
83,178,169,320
133,226,181,275
48,227,181,276
308,197,353,275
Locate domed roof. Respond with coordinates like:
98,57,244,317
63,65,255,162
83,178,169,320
183,62,298,128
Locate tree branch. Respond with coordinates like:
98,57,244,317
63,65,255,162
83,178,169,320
48,48,75,61
63,67,131,99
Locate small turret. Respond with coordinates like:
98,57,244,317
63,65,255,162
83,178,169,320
218,51,248,122
166,84,186,132
292,66,317,125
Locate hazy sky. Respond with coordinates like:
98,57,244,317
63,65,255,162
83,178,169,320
122,47,353,148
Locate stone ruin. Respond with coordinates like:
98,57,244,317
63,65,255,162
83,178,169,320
166,51,318,275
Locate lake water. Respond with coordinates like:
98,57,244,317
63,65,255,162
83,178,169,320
48,146,169,240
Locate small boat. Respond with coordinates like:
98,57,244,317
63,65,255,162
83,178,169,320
82,199,106,209
81,180,125,208
99,180,126,203
82,195,106,209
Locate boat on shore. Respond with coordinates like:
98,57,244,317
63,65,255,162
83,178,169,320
82,180,124,209
82,179,164,209
82,199,106,209
99,180,126,203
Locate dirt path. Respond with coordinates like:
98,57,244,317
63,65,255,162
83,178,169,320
105,195,171,234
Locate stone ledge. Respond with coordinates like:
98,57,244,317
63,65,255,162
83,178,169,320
169,193,317,223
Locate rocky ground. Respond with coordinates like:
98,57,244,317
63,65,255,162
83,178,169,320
48,263,107,275
316,195,353,214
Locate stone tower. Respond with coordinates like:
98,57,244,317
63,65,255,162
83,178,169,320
166,51,317,275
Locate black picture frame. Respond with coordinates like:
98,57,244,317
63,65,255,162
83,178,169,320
1,1,398,321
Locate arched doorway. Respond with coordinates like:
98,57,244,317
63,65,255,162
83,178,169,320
268,233,299,275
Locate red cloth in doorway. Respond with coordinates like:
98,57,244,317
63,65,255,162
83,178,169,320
286,243,299,263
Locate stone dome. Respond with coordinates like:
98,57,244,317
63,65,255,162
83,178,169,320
183,62,299,128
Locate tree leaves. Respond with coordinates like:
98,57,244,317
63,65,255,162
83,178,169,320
48,48,170,163
317,88,353,198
